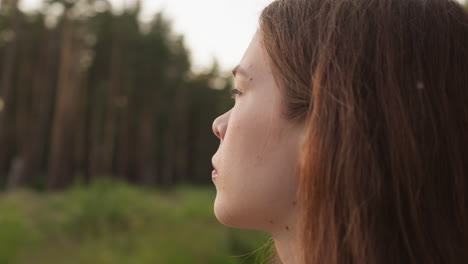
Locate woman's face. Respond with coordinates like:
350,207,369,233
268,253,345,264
211,32,304,233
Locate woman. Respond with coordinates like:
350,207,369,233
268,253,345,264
212,0,468,263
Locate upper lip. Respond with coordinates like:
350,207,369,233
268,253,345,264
211,158,218,171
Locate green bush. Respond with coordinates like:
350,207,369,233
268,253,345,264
0,180,270,264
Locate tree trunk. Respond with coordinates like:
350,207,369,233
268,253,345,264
7,34,34,189
100,36,122,175
47,17,83,189
0,0,20,188
137,107,157,185
17,29,59,188
174,83,189,183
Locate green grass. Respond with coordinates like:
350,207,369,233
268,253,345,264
0,180,271,264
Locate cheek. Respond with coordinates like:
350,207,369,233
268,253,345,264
214,145,299,231
214,109,301,231
219,107,266,172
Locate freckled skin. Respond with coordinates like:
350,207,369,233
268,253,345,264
211,32,304,234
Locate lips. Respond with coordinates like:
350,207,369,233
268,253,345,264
211,158,219,179
212,169,218,179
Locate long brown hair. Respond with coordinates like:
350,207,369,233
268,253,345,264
259,0,468,263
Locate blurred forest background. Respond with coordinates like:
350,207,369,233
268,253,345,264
0,0,274,263
0,0,467,263
0,0,235,190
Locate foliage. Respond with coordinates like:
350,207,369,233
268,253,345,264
0,180,270,264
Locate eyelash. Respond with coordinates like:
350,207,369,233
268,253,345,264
230,88,243,99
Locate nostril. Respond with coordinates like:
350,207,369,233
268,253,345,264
212,119,221,139
219,123,227,139
213,123,226,140
214,125,221,138
212,110,230,140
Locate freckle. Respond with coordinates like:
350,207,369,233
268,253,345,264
268,220,274,224
292,201,297,206
250,78,253,81
285,226,290,231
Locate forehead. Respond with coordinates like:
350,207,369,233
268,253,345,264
236,33,271,81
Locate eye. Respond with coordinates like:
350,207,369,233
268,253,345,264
230,88,243,100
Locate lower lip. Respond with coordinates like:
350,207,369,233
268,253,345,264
212,169,218,180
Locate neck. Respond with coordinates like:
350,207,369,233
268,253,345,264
271,220,299,264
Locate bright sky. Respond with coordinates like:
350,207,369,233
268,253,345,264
18,0,467,73
19,0,274,73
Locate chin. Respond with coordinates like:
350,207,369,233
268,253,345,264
213,195,272,231
214,196,244,228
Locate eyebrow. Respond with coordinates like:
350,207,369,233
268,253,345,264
232,65,249,78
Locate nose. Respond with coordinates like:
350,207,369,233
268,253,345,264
212,110,231,140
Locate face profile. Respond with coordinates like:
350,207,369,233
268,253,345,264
211,32,304,234
211,0,468,263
